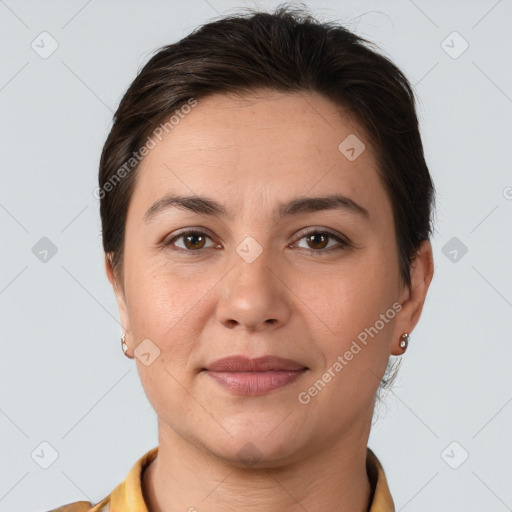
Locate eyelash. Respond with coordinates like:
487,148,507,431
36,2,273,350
163,228,352,256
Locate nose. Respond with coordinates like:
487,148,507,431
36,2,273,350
216,247,291,332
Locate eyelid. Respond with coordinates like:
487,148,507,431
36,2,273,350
290,227,352,252
162,228,217,251
292,226,350,243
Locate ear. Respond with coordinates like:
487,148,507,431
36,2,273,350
391,240,434,355
104,253,132,339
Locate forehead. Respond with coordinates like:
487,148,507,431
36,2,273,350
147,90,367,162
132,90,391,227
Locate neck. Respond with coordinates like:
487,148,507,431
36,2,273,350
142,420,373,512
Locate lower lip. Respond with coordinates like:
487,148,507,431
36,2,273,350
204,369,307,396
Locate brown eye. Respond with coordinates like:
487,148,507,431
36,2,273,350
165,230,215,252
305,233,329,250
183,233,206,250
293,229,351,255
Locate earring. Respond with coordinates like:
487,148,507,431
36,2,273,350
399,333,410,353
121,333,133,359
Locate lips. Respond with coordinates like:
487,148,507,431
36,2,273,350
204,355,307,372
202,356,308,396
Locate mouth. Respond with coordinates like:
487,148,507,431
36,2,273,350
201,355,308,396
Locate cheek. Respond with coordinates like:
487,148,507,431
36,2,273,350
127,271,205,417
295,250,399,362
121,235,203,413
126,252,187,328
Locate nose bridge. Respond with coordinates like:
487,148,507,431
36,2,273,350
232,237,273,288
216,237,290,330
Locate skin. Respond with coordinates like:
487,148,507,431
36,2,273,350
106,89,434,512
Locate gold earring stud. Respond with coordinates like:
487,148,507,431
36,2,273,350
399,333,410,353
121,333,133,358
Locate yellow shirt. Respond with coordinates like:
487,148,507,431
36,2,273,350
49,446,395,512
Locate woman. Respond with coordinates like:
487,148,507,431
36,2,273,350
49,4,435,511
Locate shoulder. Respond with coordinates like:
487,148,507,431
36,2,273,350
44,446,158,512
45,496,110,512
45,501,93,512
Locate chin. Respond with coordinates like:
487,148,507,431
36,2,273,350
200,415,309,468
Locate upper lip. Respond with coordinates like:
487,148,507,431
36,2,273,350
204,355,307,372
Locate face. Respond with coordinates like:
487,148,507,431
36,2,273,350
108,90,429,467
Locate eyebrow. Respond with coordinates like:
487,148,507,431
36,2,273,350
143,193,370,223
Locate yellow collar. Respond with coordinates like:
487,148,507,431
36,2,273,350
90,446,394,512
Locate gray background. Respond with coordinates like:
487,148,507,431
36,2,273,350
1,0,511,510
